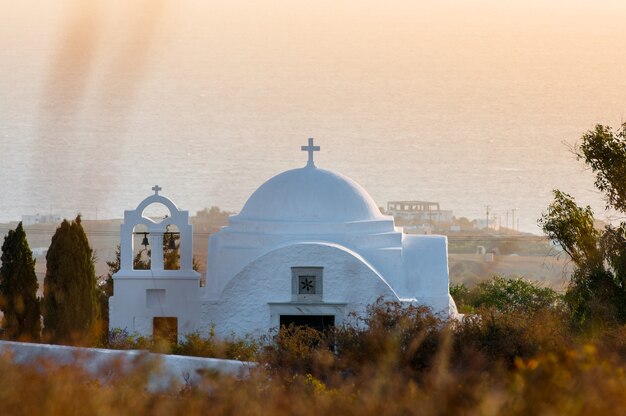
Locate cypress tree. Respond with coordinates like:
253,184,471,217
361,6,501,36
0,222,41,341
43,216,100,344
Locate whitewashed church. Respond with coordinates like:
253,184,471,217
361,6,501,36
109,139,457,340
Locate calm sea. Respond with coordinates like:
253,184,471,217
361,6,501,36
1,1,625,234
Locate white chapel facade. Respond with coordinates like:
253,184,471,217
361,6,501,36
109,140,457,339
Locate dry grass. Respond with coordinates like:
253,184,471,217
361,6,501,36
3,301,626,415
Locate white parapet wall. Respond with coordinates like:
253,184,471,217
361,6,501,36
0,340,255,391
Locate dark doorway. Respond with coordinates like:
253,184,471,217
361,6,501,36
153,317,178,345
280,315,335,331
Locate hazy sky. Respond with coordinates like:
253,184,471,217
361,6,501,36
1,1,625,231
4,0,625,113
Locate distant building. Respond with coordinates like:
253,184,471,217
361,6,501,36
21,213,61,226
403,224,434,235
386,201,453,224
473,218,500,231
30,247,48,257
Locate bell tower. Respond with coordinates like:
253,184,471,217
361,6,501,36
109,186,201,341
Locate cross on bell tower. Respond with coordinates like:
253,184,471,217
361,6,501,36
301,138,320,168
152,185,162,195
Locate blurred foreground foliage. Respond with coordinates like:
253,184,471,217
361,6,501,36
4,296,626,415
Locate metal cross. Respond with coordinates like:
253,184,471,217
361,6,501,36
301,138,320,167
152,185,162,195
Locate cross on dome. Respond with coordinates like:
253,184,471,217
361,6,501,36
301,138,320,168
152,184,162,195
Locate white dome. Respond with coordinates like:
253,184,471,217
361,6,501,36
234,166,387,223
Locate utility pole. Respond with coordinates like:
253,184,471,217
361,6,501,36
506,210,509,234
511,208,517,234
485,206,490,231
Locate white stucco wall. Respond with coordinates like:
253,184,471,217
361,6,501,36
202,242,400,338
110,273,201,337
402,234,452,312
204,219,404,301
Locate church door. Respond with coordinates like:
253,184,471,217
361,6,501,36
153,317,178,345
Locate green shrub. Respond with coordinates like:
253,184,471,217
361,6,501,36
174,329,259,361
452,276,563,314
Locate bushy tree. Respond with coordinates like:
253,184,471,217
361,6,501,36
451,276,562,315
43,216,100,343
540,123,626,326
578,124,626,211
0,222,41,341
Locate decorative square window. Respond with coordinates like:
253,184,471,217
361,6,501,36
298,275,316,294
292,267,323,301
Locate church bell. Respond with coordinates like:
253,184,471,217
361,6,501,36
168,233,177,250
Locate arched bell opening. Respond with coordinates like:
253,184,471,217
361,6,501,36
118,186,195,273
132,224,151,270
163,224,181,270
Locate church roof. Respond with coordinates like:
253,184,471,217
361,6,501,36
234,165,387,223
